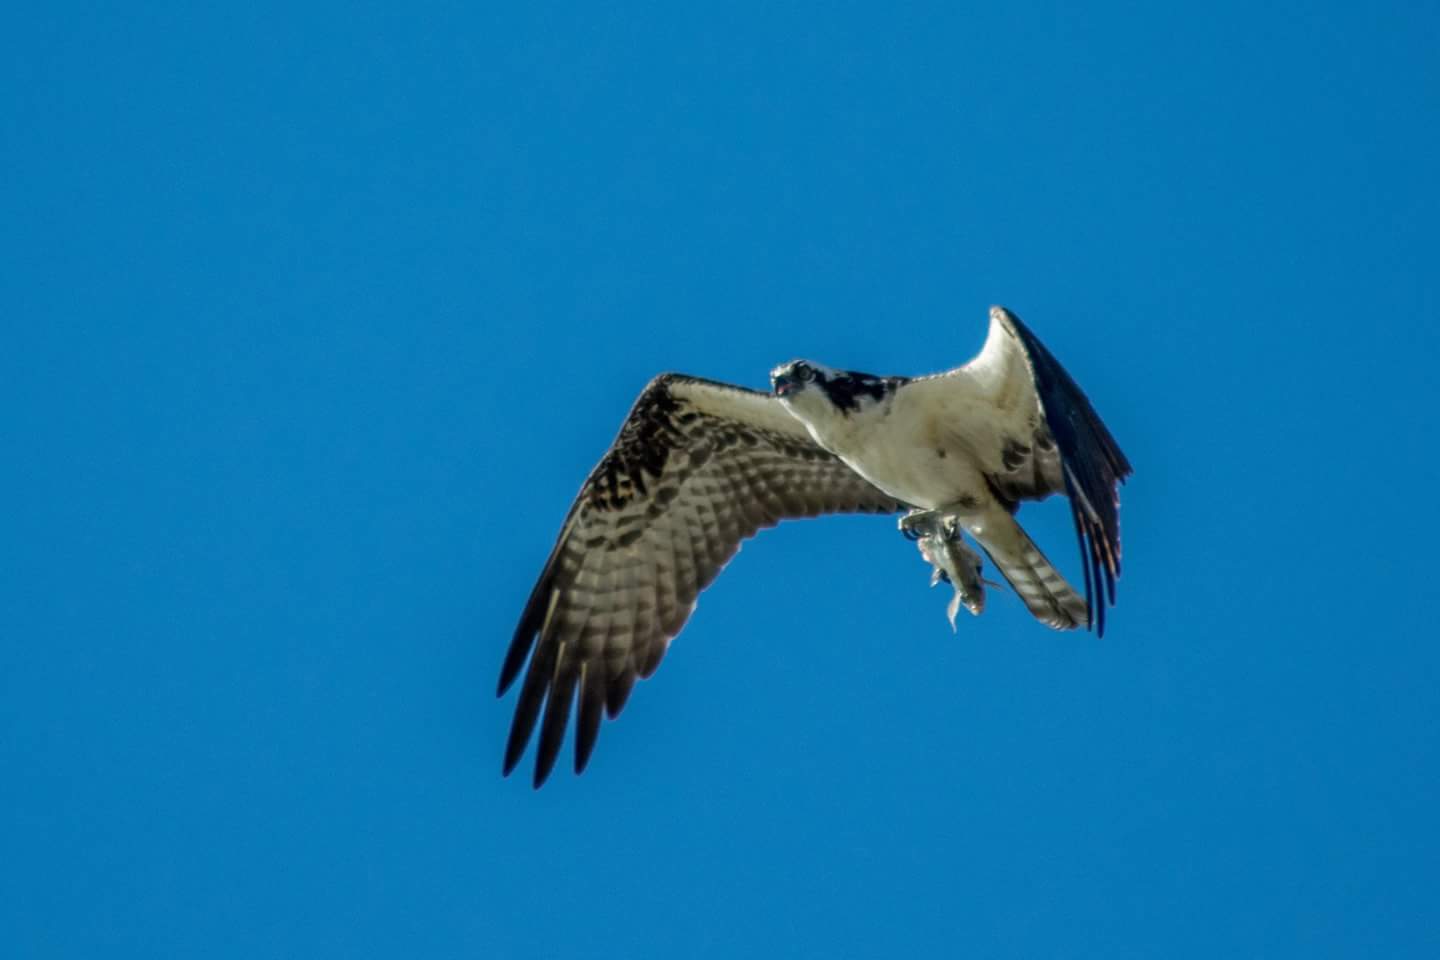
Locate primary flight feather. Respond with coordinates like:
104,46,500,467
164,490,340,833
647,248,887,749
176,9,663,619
499,306,1132,786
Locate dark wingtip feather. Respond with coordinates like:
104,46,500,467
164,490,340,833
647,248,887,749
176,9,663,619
638,639,666,679
532,659,579,788
1068,487,1096,634
1091,534,1107,638
502,715,530,777
501,563,559,696
574,667,605,774
497,631,533,697
501,627,559,777
605,670,636,718
502,685,542,777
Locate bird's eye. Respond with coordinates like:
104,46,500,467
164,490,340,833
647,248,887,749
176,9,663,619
794,363,815,382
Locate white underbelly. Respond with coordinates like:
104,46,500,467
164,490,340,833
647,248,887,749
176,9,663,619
835,431,981,510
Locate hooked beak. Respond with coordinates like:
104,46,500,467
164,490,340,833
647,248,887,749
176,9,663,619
772,373,797,398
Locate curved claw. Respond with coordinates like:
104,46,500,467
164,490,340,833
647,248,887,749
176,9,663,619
898,509,939,542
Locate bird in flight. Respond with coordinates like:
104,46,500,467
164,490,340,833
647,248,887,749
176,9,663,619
499,306,1132,786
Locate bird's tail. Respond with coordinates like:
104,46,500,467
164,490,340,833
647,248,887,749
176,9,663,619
973,511,1089,630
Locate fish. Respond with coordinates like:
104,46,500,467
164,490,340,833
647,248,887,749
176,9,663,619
915,515,988,631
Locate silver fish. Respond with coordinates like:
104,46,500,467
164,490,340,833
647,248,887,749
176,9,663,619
915,516,988,631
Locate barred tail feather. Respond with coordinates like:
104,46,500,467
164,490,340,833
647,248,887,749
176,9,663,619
974,513,1088,631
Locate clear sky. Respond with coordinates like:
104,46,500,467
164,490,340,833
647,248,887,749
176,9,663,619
4,2,1438,957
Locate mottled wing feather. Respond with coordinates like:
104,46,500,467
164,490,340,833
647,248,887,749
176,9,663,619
500,374,901,787
982,306,1133,635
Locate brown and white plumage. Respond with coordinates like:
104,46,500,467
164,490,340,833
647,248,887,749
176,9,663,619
498,375,901,787
776,306,1131,636
500,306,1131,787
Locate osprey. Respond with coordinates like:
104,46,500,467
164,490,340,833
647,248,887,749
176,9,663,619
499,306,1132,786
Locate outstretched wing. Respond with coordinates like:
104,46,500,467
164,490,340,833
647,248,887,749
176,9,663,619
500,374,901,787
958,306,1133,636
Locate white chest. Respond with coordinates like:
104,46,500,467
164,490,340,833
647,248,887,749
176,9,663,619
804,391,988,510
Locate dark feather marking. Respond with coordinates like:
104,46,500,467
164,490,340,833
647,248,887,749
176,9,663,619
574,663,605,774
664,500,701,625
502,621,559,776
605,669,635,718
532,646,579,787
626,543,659,662
1069,491,1099,636
498,566,556,696
586,377,689,512
814,370,907,414
1001,438,1031,470
638,634,667,678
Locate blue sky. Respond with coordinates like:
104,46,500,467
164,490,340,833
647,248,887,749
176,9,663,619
4,2,1438,957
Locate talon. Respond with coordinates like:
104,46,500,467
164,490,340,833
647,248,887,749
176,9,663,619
898,509,939,541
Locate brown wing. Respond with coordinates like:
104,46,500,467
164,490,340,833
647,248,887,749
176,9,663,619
498,374,901,787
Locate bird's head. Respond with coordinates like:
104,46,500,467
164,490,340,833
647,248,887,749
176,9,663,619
771,359,898,422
